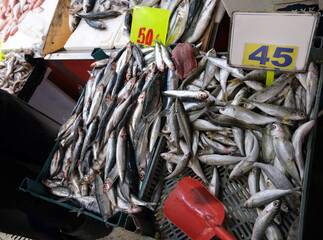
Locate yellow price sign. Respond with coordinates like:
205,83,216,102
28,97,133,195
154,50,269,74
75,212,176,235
130,6,170,47
242,43,298,70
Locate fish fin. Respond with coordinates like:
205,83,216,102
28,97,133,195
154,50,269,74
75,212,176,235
279,118,294,126
227,78,242,84
292,186,302,196
56,197,70,203
69,207,84,217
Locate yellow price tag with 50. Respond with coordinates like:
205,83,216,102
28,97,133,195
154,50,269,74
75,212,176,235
242,43,298,70
130,6,170,47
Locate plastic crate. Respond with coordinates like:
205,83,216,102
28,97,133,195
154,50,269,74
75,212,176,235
141,64,323,239
19,126,166,229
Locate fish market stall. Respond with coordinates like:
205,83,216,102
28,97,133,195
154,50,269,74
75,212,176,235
19,37,323,240
15,2,323,240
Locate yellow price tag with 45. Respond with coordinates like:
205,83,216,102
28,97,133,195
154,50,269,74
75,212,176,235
242,43,298,70
130,6,170,47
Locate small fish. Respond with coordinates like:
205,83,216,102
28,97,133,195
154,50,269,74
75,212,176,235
252,200,281,240
244,187,300,208
271,123,301,185
116,127,127,182
291,120,316,181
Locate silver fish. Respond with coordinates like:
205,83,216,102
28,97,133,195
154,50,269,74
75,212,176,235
271,123,301,185
252,200,281,240
230,133,259,179
291,120,316,181
219,105,286,125
306,62,318,115
116,127,127,182
244,187,300,208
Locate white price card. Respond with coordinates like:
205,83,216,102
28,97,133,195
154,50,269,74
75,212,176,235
228,12,319,72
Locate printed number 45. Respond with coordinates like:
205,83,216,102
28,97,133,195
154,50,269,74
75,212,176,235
248,46,294,67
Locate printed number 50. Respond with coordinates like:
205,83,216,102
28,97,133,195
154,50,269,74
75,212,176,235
137,27,154,46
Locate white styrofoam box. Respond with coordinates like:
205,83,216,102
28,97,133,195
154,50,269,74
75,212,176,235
28,68,76,125
2,0,59,51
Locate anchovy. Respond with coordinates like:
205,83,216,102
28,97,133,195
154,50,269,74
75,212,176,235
291,120,316,181
306,62,318,115
271,123,301,185
185,0,217,44
219,105,287,125
248,168,260,195
246,73,295,109
116,127,127,182
244,187,300,208
244,99,307,120
229,133,259,179
253,162,300,211
166,0,190,46
104,131,116,180
155,41,165,72
163,90,208,100
160,43,175,71
95,175,111,222
208,167,220,198
252,200,281,240
175,98,193,152
86,84,104,126
262,124,275,164
207,57,244,79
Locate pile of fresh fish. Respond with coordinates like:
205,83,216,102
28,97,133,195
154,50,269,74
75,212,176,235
43,38,319,238
0,48,34,95
0,0,45,42
160,49,319,239
69,0,218,46
42,41,182,222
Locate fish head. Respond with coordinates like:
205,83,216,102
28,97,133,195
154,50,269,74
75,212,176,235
110,62,117,71
119,127,127,138
273,200,281,209
295,111,307,120
140,169,146,181
160,152,171,160
105,94,112,103
98,84,104,92
198,91,208,100
308,62,318,75
271,123,285,137
129,205,142,214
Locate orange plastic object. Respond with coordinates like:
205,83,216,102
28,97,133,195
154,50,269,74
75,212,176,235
163,177,236,240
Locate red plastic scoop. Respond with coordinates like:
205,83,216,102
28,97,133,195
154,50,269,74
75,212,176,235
163,177,236,240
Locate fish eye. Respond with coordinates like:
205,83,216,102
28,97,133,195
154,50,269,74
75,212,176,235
299,112,306,117
271,124,277,129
